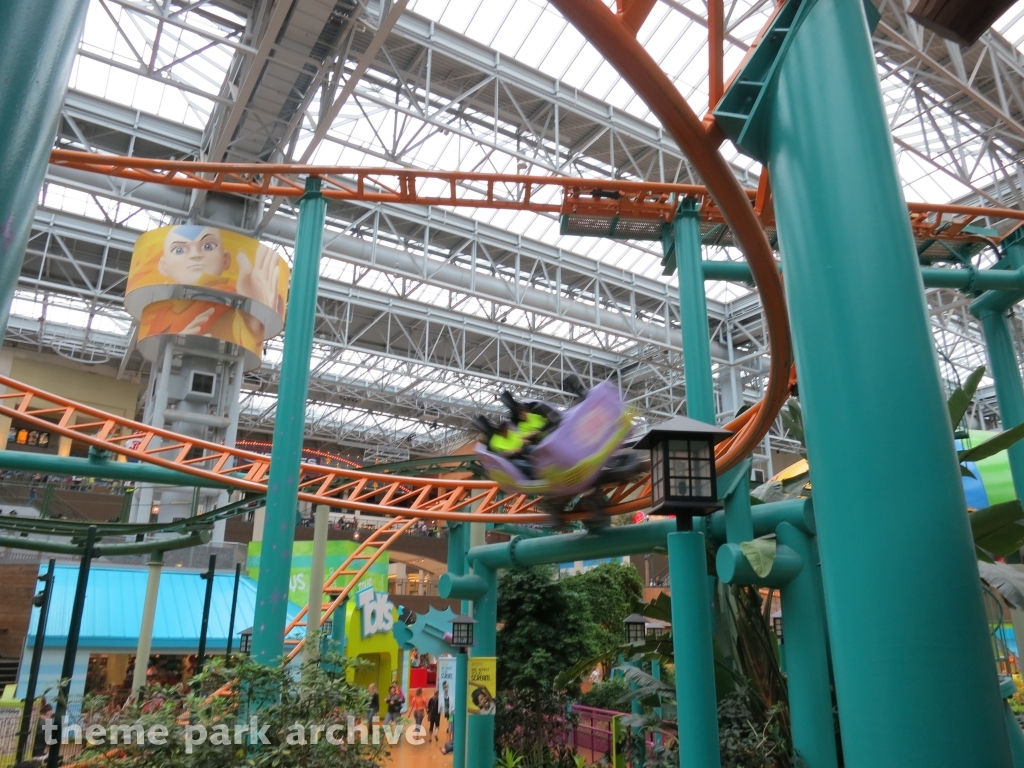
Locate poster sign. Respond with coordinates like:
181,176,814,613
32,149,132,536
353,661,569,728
467,657,497,715
436,655,457,718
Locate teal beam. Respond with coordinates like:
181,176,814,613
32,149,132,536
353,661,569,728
0,0,90,337
490,524,550,538
668,531,721,768
707,498,815,541
979,309,1024,499
0,451,228,489
251,177,327,666
466,500,811,571
971,231,1024,317
438,572,489,601
702,258,1024,292
760,0,1010,764
715,542,802,587
0,530,209,557
675,199,716,423
468,519,677,571
776,523,838,768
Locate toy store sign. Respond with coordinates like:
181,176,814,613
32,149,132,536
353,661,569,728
357,586,395,638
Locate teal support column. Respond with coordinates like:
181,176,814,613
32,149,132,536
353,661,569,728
672,199,722,768
975,233,1024,501
0,0,90,336
447,522,470,768
667,530,721,768
1001,676,1024,768
979,309,1024,499
331,597,349,652
752,0,1011,765
467,563,497,768
776,523,837,768
251,178,326,665
455,649,469,768
674,198,716,424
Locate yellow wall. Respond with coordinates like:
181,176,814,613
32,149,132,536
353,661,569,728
341,597,400,715
8,354,141,418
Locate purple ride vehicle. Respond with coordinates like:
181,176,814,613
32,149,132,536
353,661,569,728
475,381,644,514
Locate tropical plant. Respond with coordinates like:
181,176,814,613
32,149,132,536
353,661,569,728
579,678,630,713
495,747,525,768
492,688,577,768
75,651,383,768
496,567,601,695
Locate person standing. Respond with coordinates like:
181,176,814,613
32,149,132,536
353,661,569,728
409,688,427,734
366,683,379,724
384,684,404,725
426,690,441,741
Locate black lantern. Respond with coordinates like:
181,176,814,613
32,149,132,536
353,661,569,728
624,614,648,646
635,415,732,528
449,614,477,649
239,627,253,656
321,619,333,636
771,613,784,643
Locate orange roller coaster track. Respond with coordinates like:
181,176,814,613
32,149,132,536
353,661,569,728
49,149,1024,245
0,374,651,524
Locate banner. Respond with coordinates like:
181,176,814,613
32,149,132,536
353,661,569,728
126,224,289,337
246,540,389,607
467,657,497,715
436,655,457,719
137,298,264,368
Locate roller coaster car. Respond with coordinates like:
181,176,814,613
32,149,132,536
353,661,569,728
475,381,646,509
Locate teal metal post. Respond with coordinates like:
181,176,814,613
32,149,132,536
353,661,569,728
674,198,716,424
776,523,837,768
673,197,722,768
251,177,327,665
0,0,90,337
759,0,1011,764
1001,675,1024,768
467,563,497,768
979,309,1024,498
331,597,348,657
455,649,469,768
667,530,721,768
448,522,470,768
975,233,1024,500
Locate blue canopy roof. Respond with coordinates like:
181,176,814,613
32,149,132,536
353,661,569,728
28,563,303,652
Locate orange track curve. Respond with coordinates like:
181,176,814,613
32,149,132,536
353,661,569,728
0,375,651,523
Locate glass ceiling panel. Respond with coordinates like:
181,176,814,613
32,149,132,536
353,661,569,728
34,0,1021,445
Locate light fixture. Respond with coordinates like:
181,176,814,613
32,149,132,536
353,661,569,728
239,627,254,656
449,614,477,649
771,613,783,643
624,614,648,646
635,416,732,530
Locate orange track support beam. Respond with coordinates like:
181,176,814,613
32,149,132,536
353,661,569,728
47,149,1021,246
708,0,725,108
0,375,653,522
617,0,658,35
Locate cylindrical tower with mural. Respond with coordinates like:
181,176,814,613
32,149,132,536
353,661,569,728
125,224,290,539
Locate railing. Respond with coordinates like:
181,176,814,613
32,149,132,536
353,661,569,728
389,578,440,597
0,696,89,767
569,705,615,757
